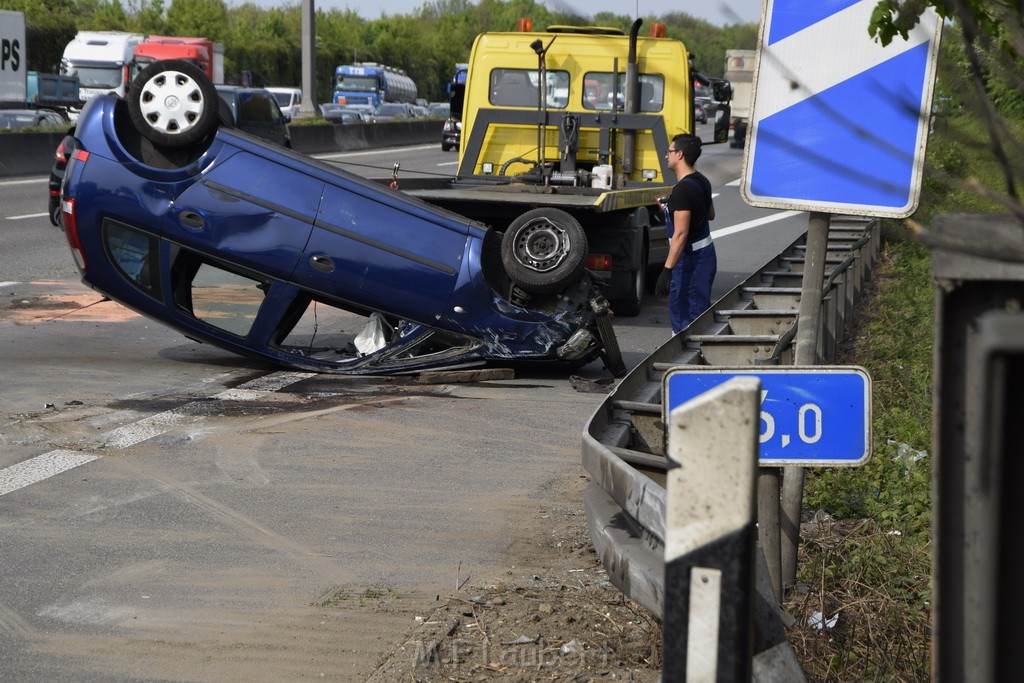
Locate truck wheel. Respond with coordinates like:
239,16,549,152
128,60,219,148
501,208,588,294
615,261,646,317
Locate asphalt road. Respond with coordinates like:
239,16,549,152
0,139,808,680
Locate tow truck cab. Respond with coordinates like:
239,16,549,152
456,19,694,185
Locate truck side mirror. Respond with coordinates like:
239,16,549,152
713,81,732,103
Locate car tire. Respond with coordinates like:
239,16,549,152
501,208,588,294
50,200,62,228
128,59,219,148
441,142,452,152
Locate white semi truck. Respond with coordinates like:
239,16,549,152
61,30,145,106
725,49,755,149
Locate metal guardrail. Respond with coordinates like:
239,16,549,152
582,215,881,622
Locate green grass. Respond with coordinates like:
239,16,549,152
786,101,1020,681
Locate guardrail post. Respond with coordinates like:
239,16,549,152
930,213,1024,681
663,376,760,682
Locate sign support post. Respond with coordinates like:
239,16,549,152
780,211,830,588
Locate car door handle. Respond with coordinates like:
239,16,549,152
179,210,205,229
310,255,335,273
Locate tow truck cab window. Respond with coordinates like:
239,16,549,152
488,68,570,108
581,72,665,112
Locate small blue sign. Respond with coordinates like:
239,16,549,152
663,366,872,466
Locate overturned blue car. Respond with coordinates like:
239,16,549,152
58,60,623,376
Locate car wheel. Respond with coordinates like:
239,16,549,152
128,59,219,148
441,142,452,152
501,208,588,294
50,200,62,228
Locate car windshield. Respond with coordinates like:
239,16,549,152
337,75,378,92
68,66,123,89
375,103,407,116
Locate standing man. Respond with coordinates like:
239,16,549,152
654,133,717,334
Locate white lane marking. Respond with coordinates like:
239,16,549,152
314,143,437,160
712,210,803,239
436,161,458,167
0,282,18,289
8,212,49,220
0,371,317,497
0,177,48,187
0,451,99,497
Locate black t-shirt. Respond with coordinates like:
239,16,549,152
668,171,712,244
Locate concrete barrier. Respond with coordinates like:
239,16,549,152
0,130,69,177
292,120,442,154
0,121,444,178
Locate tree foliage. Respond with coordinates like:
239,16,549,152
12,0,758,102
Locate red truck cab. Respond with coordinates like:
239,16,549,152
132,36,219,82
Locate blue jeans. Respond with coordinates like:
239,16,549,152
669,243,717,334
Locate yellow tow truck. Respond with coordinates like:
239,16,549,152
401,18,726,315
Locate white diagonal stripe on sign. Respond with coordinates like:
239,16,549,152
757,1,938,119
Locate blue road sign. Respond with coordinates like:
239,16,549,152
663,366,872,466
742,0,942,218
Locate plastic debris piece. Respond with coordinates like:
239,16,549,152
561,638,584,655
354,312,388,355
808,610,839,631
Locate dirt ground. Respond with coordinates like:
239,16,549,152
367,472,663,682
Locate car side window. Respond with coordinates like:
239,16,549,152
239,93,273,124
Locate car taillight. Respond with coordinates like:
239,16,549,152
54,139,67,163
586,254,613,271
62,198,86,270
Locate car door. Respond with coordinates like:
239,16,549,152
293,182,469,322
165,152,323,283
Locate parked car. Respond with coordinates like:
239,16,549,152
319,103,369,124
214,83,291,148
370,102,417,121
695,102,709,124
54,60,623,376
0,109,68,130
441,115,461,152
266,86,303,121
427,102,450,118
48,134,72,227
